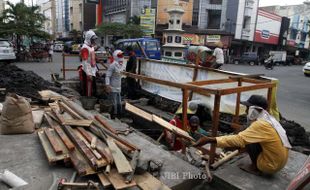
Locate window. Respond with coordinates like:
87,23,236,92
169,20,173,24
175,36,182,43
207,10,221,29
0,41,10,47
177,20,180,24
167,36,173,43
165,51,172,56
146,41,158,51
210,0,222,4
175,52,183,57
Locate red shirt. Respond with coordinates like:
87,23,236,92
165,117,184,151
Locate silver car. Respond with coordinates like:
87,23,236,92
0,39,16,63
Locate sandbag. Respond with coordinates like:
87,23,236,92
0,93,35,134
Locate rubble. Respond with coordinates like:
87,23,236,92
0,64,52,102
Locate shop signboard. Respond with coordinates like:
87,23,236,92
254,9,281,45
140,8,156,36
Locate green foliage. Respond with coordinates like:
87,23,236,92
0,2,48,39
96,22,144,38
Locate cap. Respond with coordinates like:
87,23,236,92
241,95,268,110
189,116,200,125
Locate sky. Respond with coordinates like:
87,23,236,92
7,0,308,7
259,0,307,6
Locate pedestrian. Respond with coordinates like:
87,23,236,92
105,50,125,119
210,41,224,69
125,46,137,99
193,95,291,175
188,115,209,140
48,43,53,62
79,30,98,96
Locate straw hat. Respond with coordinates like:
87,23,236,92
214,41,223,48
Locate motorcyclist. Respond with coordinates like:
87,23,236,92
265,54,274,69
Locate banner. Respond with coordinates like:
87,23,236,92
206,35,221,43
139,60,279,118
140,8,156,36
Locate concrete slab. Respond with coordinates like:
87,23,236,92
0,133,74,190
209,151,308,190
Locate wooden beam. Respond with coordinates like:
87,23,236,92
188,78,235,86
58,101,83,120
152,115,194,142
44,128,64,155
122,72,219,96
94,115,118,134
134,172,171,190
106,138,133,174
105,168,137,190
63,119,93,127
37,130,70,164
182,89,188,131
219,82,276,95
98,173,112,188
232,79,242,132
125,103,153,122
241,78,268,84
210,94,221,164
62,125,98,169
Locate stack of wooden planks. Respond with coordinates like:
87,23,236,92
37,97,171,190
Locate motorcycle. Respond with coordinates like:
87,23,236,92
264,59,274,70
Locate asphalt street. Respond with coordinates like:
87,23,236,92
13,53,310,130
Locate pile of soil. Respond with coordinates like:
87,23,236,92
0,64,52,102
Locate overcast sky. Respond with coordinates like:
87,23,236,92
8,0,308,7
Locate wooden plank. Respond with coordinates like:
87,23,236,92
94,115,118,134
267,87,273,112
69,150,87,175
134,172,171,190
44,128,64,155
38,90,62,101
32,110,45,129
51,107,66,125
58,101,83,119
106,138,133,174
54,125,75,151
125,103,153,122
45,113,75,151
63,119,93,127
37,130,69,164
105,168,136,190
152,115,194,142
98,173,112,188
62,125,98,169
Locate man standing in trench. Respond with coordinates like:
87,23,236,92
79,30,98,96
105,50,125,119
193,95,291,175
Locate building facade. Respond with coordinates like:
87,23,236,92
261,3,310,56
102,0,152,24
37,0,56,37
69,0,83,31
55,0,70,37
0,0,5,17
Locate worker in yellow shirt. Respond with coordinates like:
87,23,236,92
193,95,292,175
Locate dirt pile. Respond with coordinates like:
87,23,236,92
0,64,52,101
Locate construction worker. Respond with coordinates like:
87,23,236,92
105,50,125,119
164,102,198,151
193,95,291,175
188,115,209,140
125,46,137,99
79,30,98,96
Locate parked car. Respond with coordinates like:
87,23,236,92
0,39,16,63
63,41,74,53
233,52,259,65
53,43,64,52
79,46,108,63
95,47,108,63
71,43,82,54
303,62,310,77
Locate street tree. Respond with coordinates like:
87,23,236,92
96,22,144,41
69,29,82,43
0,2,50,60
